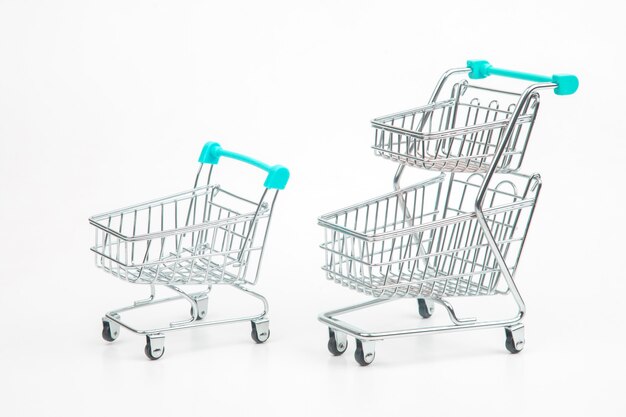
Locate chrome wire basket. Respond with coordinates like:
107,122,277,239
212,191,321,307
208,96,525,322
91,185,271,286
319,173,540,299
372,83,540,173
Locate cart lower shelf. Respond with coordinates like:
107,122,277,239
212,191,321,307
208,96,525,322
320,296,526,366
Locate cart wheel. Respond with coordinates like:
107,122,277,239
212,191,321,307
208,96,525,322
505,325,525,354
327,328,348,356
101,319,119,342
190,295,209,320
354,339,375,366
144,335,165,360
190,306,207,320
251,320,270,344
417,298,434,319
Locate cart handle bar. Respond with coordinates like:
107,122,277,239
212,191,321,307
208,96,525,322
467,60,578,95
198,142,290,190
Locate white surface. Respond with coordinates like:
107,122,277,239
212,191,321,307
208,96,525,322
1,0,625,415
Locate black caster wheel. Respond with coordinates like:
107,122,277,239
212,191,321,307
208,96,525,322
505,327,525,354
251,321,270,344
327,329,348,356
144,336,165,360
101,320,119,342
190,296,208,320
354,340,375,366
417,298,434,319
190,307,206,321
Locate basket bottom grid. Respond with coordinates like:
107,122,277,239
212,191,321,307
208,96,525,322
374,150,491,173
322,247,504,298
323,265,501,299
96,247,249,285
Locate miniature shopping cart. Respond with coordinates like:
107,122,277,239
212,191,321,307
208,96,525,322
90,142,289,360
318,60,578,365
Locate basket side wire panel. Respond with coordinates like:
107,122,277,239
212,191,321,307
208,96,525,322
372,81,540,173
320,176,444,298
319,173,539,299
91,185,272,286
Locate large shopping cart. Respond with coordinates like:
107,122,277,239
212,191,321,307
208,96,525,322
90,142,289,359
318,60,578,365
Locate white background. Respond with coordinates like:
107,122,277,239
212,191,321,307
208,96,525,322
1,0,625,416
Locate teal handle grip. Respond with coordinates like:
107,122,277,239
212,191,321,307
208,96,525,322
467,60,579,95
198,142,290,190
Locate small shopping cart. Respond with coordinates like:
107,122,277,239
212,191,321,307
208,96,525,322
318,60,578,365
90,142,289,359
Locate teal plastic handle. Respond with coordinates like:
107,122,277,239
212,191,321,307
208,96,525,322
198,142,290,190
467,60,579,95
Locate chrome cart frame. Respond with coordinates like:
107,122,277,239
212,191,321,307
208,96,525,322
90,142,289,360
318,61,578,365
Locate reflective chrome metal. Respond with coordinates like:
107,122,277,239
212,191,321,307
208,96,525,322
505,323,525,353
146,333,165,359
319,173,540,298
251,318,270,343
91,162,282,357
374,68,541,174
331,329,348,352
320,67,560,364
193,293,209,320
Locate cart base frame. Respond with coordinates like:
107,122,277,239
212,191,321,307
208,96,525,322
101,283,270,360
319,295,525,366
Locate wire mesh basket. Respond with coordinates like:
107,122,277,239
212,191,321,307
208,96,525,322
90,185,272,286
319,172,541,299
372,81,540,173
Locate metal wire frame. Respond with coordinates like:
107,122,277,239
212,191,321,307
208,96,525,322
319,172,540,299
372,81,540,173
320,68,561,363
90,164,280,287
391,70,557,317
92,161,283,358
